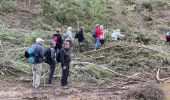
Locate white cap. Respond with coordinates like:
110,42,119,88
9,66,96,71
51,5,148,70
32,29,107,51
36,38,44,44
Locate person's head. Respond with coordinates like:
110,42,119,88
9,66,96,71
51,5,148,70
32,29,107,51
95,24,100,28
36,38,44,45
67,27,72,32
116,29,120,32
80,26,84,31
63,41,70,49
50,41,56,48
100,25,104,30
56,28,61,33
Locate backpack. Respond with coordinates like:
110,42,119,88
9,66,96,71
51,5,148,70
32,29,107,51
56,50,61,63
92,31,97,38
44,48,51,63
24,51,29,58
27,46,38,64
53,35,59,45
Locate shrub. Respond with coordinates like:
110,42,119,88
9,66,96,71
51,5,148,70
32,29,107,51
0,0,16,13
142,2,153,12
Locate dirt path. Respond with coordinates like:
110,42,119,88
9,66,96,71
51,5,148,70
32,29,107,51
0,81,122,100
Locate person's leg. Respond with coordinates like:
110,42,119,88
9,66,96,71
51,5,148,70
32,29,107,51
35,63,42,89
65,66,70,86
61,68,67,86
48,63,55,84
94,39,99,50
32,64,36,88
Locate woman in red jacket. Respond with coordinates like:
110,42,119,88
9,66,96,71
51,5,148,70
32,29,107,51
94,25,103,50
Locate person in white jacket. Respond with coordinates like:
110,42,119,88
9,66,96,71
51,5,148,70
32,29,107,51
63,27,74,47
111,29,124,42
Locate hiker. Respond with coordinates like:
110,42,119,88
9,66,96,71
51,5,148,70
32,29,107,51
94,24,103,50
53,28,63,53
31,38,44,89
44,41,56,84
63,27,74,48
166,31,170,44
111,29,124,42
60,41,71,89
100,26,108,46
75,26,86,51
92,24,100,38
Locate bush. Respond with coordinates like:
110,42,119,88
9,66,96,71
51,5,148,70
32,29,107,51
142,2,153,12
0,0,16,13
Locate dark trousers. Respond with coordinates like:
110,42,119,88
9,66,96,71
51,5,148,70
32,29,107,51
166,35,170,42
61,66,70,86
48,63,55,84
100,39,105,45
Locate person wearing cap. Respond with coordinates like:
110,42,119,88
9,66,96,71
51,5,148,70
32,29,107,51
53,28,63,53
32,38,44,90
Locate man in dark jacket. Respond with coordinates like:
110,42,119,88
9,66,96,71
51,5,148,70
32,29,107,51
60,41,71,89
32,38,44,89
75,26,86,52
75,26,85,43
45,41,56,84
53,28,63,53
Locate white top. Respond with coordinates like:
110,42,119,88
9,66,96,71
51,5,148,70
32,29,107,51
111,29,124,41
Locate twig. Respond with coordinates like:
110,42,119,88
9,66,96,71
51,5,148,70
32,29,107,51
156,68,170,82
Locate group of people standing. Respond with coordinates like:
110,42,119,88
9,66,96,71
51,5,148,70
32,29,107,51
28,27,73,90
28,25,125,90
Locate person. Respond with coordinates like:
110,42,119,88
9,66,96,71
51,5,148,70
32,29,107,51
166,31,170,44
75,26,85,43
60,41,71,89
94,25,103,50
63,27,74,48
44,41,56,84
32,38,44,90
75,26,86,51
100,26,108,46
53,28,63,53
111,29,124,42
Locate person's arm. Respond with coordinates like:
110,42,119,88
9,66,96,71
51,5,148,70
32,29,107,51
50,48,56,65
39,47,44,62
69,32,74,41
118,32,124,37
60,49,66,68
75,32,78,39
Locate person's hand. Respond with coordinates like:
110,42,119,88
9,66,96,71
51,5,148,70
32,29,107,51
63,66,66,70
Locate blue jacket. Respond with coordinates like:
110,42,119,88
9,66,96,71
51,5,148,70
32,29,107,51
34,43,44,63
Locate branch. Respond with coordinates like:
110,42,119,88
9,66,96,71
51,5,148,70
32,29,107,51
156,68,170,82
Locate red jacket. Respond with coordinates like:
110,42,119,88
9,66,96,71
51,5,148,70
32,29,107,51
96,27,103,39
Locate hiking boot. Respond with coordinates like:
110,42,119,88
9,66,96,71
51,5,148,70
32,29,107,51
62,86,69,90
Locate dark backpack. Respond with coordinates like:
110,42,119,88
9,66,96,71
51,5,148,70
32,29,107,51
56,50,61,63
44,48,51,63
92,30,97,38
24,51,29,58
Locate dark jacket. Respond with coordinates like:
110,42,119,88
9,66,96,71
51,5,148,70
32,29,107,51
75,30,85,43
53,33,63,50
60,48,71,67
34,43,44,63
